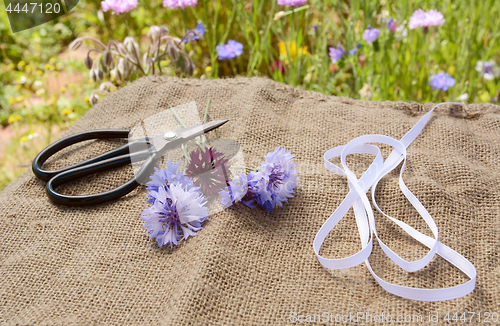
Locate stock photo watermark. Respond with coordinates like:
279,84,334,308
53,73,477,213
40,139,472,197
3,0,78,32
289,311,499,324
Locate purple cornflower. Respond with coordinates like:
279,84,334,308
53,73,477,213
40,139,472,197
163,0,197,9
475,61,500,80
363,26,380,43
387,17,397,33
141,183,209,248
185,147,229,197
219,174,249,208
145,161,194,204
101,0,137,14
409,9,445,30
184,23,205,43
429,72,455,91
249,147,299,212
328,44,345,63
216,40,244,60
219,147,298,212
277,0,307,6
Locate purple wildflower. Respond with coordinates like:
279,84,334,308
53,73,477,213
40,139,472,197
141,183,209,248
387,17,397,33
185,147,230,197
184,23,205,43
163,0,197,9
101,0,137,14
216,40,244,60
248,147,299,213
362,26,380,43
329,44,345,63
409,9,445,30
475,61,500,80
277,0,307,6
429,72,455,91
145,161,194,204
219,174,249,208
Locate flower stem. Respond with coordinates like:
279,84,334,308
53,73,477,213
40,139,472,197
230,165,256,171
202,98,211,123
169,105,206,150
121,15,134,37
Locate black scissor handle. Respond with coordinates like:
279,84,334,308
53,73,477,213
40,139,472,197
46,150,161,206
32,129,142,181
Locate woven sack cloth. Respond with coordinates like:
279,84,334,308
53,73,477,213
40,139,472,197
1,76,499,325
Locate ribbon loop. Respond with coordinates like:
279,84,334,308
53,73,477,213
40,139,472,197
314,103,477,302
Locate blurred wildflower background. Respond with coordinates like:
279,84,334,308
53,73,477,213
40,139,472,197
0,0,499,189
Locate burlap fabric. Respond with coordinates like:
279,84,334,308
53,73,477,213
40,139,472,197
1,76,499,325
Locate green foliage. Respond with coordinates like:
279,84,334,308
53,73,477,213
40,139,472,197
64,0,500,103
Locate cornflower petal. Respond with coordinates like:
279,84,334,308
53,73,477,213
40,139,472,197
141,168,208,248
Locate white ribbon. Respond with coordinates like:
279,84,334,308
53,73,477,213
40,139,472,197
314,103,476,301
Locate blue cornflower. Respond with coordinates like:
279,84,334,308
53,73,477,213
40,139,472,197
219,147,298,212
216,40,243,60
429,72,455,91
145,161,194,203
183,23,205,43
141,183,209,248
219,174,248,208
328,44,345,63
249,147,299,212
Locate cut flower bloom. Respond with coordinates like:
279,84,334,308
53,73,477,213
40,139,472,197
141,161,208,248
220,147,299,212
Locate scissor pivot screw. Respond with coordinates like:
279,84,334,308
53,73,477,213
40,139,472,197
163,131,178,140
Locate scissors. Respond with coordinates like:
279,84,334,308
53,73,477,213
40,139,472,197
32,120,229,206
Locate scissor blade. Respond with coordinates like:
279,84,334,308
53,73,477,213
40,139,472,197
178,120,229,139
151,120,229,152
